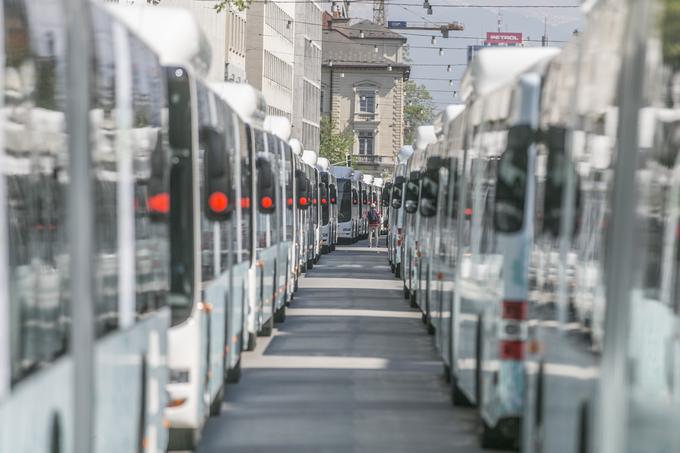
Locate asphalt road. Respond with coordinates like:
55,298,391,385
196,241,498,453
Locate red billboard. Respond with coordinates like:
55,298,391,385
485,32,523,45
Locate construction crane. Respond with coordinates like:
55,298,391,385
373,0,386,26
387,20,464,38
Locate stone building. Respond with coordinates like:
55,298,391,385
292,1,322,151
321,10,409,175
246,0,296,119
225,5,247,82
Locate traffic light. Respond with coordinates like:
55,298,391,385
346,153,352,167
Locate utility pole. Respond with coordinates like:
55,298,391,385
373,0,386,26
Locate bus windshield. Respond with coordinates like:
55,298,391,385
338,178,352,223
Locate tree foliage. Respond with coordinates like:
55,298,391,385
213,0,250,13
320,116,355,166
403,81,434,145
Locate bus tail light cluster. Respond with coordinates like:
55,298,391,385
499,300,527,361
397,227,403,247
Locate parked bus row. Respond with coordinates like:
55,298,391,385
0,2,343,452
387,0,680,451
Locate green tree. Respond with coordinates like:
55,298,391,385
403,81,434,145
213,0,250,13
320,116,355,166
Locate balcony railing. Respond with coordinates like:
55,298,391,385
354,154,394,166
354,112,378,122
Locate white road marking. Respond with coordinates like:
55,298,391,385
286,308,421,319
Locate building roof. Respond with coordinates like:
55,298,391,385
333,20,407,41
322,28,410,76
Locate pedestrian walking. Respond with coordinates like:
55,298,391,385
367,203,381,248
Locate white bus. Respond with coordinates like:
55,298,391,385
106,6,244,448
387,146,414,278
331,166,356,243
0,2,173,452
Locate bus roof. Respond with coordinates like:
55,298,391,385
461,47,560,101
106,5,211,78
264,116,292,141
396,145,414,163
331,166,353,179
212,82,267,128
301,150,318,166
316,157,331,172
289,138,303,156
414,125,436,152
434,105,465,136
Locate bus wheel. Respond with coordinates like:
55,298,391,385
410,292,418,309
246,333,257,351
169,428,199,451
274,306,286,323
451,375,472,407
259,313,274,337
443,363,451,383
226,358,242,383
294,278,299,291
395,263,401,278
307,259,314,270
427,319,435,335
209,386,224,416
479,417,518,450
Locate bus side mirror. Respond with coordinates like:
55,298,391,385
494,126,531,233
404,180,419,214
320,184,329,206
381,184,391,207
295,170,309,210
202,127,234,221
391,183,403,209
419,169,438,218
256,156,276,215
147,130,171,222
329,184,337,204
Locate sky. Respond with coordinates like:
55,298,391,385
326,0,584,111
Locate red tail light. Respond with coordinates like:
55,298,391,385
499,340,524,360
147,192,170,214
464,207,473,217
331,197,336,203
502,300,527,320
321,198,327,205
287,197,293,206
313,198,317,205
499,300,527,360
260,196,273,209
208,192,229,213
240,197,251,209
299,197,307,206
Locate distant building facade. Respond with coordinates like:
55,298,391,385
225,5,247,82
246,0,296,120
321,10,409,175
292,1,322,151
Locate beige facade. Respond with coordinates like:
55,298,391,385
246,0,296,120
225,6,247,82
321,15,409,175
292,1,322,152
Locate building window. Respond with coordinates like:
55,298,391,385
358,131,374,155
359,92,375,113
